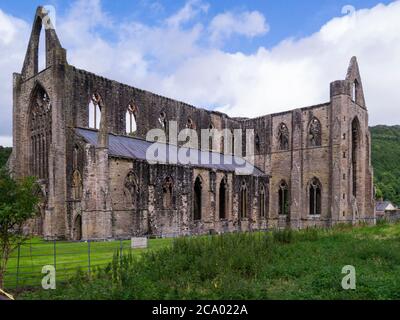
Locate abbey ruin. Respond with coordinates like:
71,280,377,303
9,7,375,240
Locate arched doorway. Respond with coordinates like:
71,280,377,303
73,215,82,241
194,176,202,221
219,178,227,219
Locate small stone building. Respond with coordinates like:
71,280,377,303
9,8,375,240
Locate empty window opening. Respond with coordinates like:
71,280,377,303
38,26,46,72
278,123,289,150
194,176,202,221
126,102,138,135
260,185,266,218
88,93,102,130
309,178,322,216
240,181,248,219
309,118,322,147
219,178,227,219
279,181,289,215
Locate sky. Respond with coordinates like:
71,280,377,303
0,0,399,147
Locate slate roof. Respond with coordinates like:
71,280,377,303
375,201,395,212
75,128,267,177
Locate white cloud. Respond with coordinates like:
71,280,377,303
0,10,30,145
0,0,400,148
209,10,269,45
166,0,209,28
0,136,12,147
150,1,400,125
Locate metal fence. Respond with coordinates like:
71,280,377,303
377,210,400,223
3,239,135,290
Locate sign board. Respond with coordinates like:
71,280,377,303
131,237,148,249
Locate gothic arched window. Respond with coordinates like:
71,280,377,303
159,112,167,129
186,117,195,130
124,171,139,208
219,178,227,219
163,177,174,209
255,134,261,153
88,93,102,130
126,102,138,135
240,181,248,219
194,176,202,221
209,123,214,151
278,123,289,151
309,178,322,215
278,180,289,215
29,85,52,180
352,79,359,103
309,118,322,147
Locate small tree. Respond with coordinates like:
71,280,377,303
0,169,40,289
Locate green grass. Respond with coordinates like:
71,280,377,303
4,237,172,290
18,222,400,300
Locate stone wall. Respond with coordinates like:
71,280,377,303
12,7,375,240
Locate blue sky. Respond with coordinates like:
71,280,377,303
0,0,399,146
0,0,394,51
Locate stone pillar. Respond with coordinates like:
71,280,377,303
289,109,303,229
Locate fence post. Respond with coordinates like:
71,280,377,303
88,240,91,277
53,240,56,271
16,244,21,289
119,240,123,263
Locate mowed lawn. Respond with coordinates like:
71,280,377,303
18,221,400,300
4,237,173,290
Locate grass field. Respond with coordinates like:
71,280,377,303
4,237,173,290
17,221,400,300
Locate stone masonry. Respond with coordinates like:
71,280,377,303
10,7,375,240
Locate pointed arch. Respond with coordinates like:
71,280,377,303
21,7,65,80
345,57,366,108
309,177,322,215
240,181,248,219
278,180,289,215
219,177,227,219
38,24,46,72
351,79,358,103
208,123,215,151
255,133,261,153
194,176,203,221
278,123,289,151
186,117,196,130
259,184,266,218
126,101,138,135
158,111,167,129
308,117,322,147
29,83,52,180
88,93,102,129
